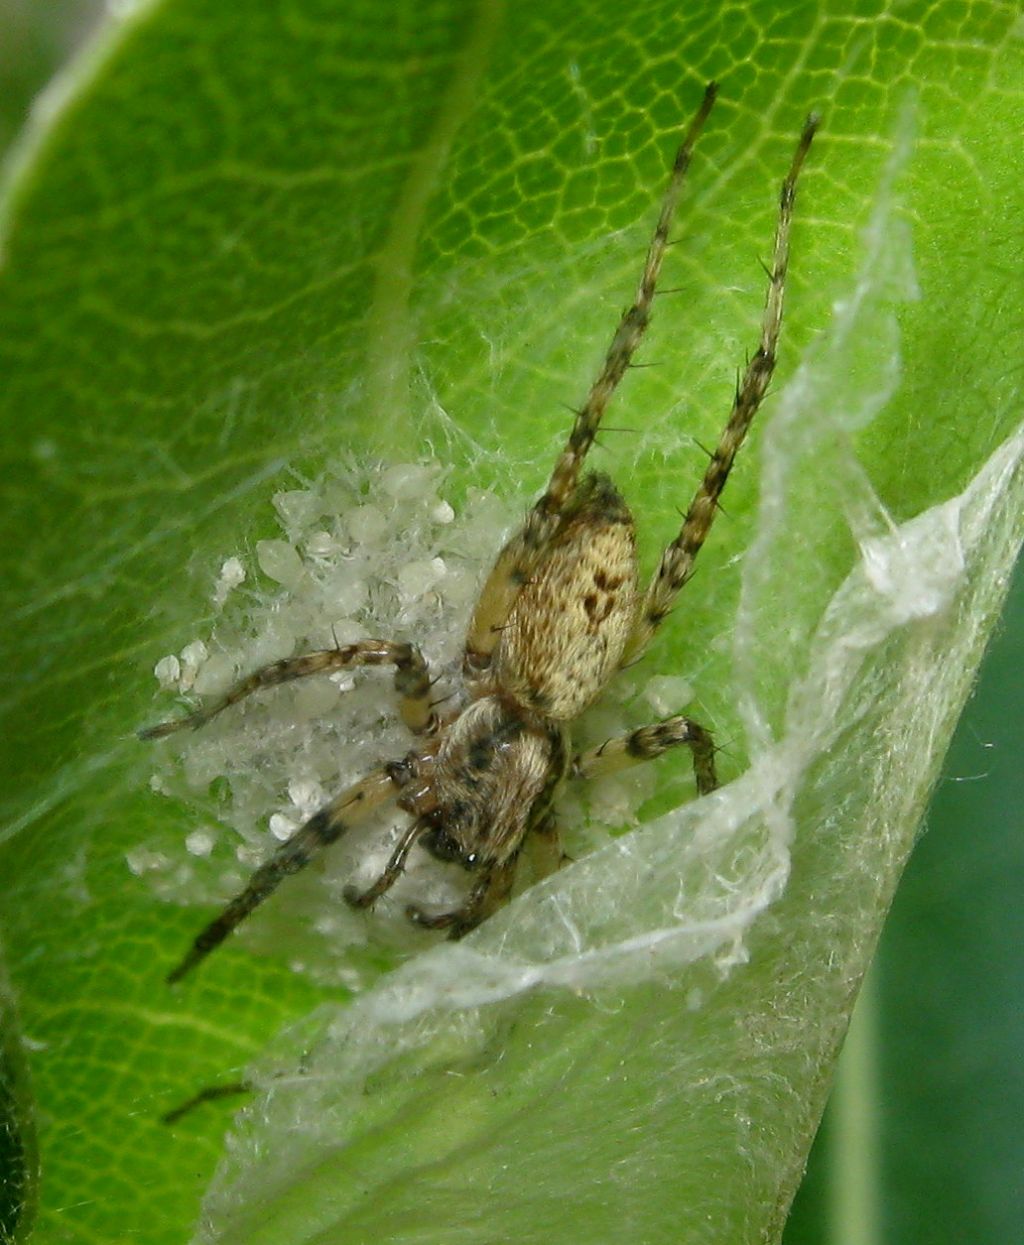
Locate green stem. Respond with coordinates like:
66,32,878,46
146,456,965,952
830,969,881,1245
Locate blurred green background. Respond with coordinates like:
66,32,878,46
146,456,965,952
1,4,1020,1243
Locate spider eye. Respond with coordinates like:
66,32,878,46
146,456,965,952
423,826,464,865
422,826,483,871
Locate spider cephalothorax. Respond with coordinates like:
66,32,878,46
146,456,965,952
142,84,818,983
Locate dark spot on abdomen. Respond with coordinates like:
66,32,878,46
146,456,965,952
593,569,624,592
583,591,615,629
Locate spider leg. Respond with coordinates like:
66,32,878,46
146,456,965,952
166,766,402,983
343,817,428,909
140,638,435,739
624,114,819,663
574,715,717,795
464,83,718,675
536,83,719,525
527,810,570,880
405,856,518,938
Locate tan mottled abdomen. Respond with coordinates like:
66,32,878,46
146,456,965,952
496,474,638,720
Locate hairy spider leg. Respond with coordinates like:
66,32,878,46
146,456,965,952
342,816,428,909
525,809,571,879
534,82,720,525
406,854,518,937
626,113,820,662
139,639,436,739
574,715,717,795
464,82,719,674
166,767,402,983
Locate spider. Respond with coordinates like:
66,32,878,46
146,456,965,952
142,83,818,985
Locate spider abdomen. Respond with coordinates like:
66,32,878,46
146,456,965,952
496,473,638,721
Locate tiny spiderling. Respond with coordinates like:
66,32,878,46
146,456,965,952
142,83,819,984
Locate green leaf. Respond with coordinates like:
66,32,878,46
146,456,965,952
0,3,1021,1244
